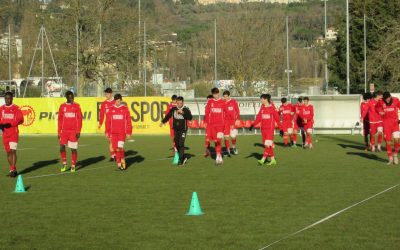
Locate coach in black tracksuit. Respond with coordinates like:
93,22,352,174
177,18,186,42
161,96,193,165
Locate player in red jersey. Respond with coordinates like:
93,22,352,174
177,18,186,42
166,95,178,154
299,97,314,149
106,94,132,170
360,92,372,151
293,97,305,147
223,90,240,155
204,88,228,165
249,94,280,166
279,97,295,147
204,94,213,157
361,91,383,152
376,92,400,165
58,91,82,172
0,92,24,177
98,88,116,161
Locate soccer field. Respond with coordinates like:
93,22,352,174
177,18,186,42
0,134,399,249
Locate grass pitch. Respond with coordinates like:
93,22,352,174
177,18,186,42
0,134,399,249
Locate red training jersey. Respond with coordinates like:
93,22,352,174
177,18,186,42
106,105,132,135
225,98,240,121
205,98,227,127
362,98,382,123
376,97,400,121
99,99,115,128
360,101,369,121
58,102,83,134
253,104,280,130
279,103,295,122
300,104,314,122
0,104,24,136
166,102,177,127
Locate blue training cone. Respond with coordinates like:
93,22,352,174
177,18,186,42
14,175,26,193
172,152,179,165
186,192,204,216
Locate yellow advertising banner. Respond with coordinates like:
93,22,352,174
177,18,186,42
12,97,170,135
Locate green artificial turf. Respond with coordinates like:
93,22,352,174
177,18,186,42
0,134,399,249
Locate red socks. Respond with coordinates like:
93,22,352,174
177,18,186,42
291,133,297,143
378,134,383,145
306,134,312,144
225,139,230,150
71,151,77,166
205,138,210,149
232,138,237,147
60,151,67,164
370,136,375,147
215,139,222,155
10,165,16,171
395,142,400,155
116,150,122,165
263,147,274,158
263,147,269,158
386,144,393,158
268,147,274,157
283,135,289,145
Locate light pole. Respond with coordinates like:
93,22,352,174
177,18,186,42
363,14,367,93
214,19,217,82
346,0,350,94
285,16,292,96
138,0,141,83
322,0,329,91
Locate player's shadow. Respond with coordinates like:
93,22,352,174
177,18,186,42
77,156,106,170
347,152,387,163
126,156,145,168
338,144,367,151
245,152,263,160
125,150,138,157
253,143,264,148
19,159,59,175
321,135,364,146
169,147,190,151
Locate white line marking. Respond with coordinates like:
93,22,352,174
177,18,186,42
22,150,230,179
25,165,112,180
259,183,400,249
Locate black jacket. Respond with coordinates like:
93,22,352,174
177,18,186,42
162,106,193,131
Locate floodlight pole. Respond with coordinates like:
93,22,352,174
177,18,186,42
346,0,350,94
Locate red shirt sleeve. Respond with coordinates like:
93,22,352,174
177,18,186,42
105,108,111,134
14,107,24,127
204,101,210,124
99,102,106,127
253,107,262,126
273,108,280,126
310,105,314,120
125,107,132,135
58,104,63,134
76,104,83,133
234,100,240,120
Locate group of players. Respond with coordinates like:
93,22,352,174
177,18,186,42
360,91,400,165
0,87,316,177
162,87,315,166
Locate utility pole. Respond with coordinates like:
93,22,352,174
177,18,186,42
285,16,291,96
76,22,79,96
346,0,350,94
138,0,141,83
364,14,367,93
8,24,12,89
214,19,217,82
144,21,147,96
322,0,329,91
41,25,44,96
